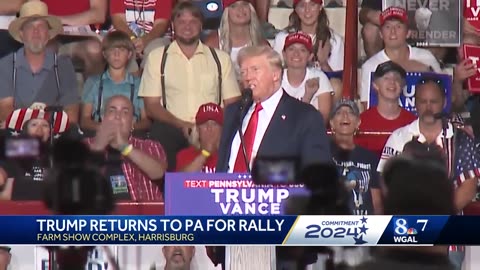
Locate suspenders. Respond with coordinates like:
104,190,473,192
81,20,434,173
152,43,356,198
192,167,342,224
94,73,137,121
12,52,61,108
160,44,223,109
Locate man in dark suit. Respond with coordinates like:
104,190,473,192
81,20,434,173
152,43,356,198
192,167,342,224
216,45,331,173
213,45,331,269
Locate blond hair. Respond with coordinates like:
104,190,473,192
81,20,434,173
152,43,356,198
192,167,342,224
218,3,263,54
237,45,283,72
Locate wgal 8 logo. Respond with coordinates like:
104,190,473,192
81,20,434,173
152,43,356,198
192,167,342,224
393,218,428,244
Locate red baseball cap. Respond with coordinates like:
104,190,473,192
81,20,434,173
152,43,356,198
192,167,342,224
293,0,322,7
195,103,223,125
223,0,252,8
284,32,313,52
380,7,408,26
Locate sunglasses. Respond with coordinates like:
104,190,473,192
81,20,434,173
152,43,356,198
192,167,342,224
415,76,447,96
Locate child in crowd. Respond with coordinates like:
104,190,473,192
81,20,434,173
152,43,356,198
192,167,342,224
80,31,151,137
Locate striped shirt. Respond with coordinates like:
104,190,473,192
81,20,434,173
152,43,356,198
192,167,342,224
110,0,172,34
86,137,167,201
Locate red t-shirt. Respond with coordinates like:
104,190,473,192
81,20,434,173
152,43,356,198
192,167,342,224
110,0,172,33
355,107,416,157
42,0,91,16
176,146,218,173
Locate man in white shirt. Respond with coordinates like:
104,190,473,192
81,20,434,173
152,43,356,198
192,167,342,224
359,7,442,109
377,77,479,270
216,45,331,173
281,32,333,121
0,0,24,58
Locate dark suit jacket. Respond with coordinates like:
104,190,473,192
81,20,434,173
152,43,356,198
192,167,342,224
216,91,331,172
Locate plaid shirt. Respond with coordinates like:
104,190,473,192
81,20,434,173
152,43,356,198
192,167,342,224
86,137,166,201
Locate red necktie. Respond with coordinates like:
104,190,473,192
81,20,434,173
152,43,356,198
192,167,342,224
233,103,263,172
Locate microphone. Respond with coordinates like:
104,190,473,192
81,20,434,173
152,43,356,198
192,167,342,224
44,106,64,155
239,88,253,113
237,88,253,173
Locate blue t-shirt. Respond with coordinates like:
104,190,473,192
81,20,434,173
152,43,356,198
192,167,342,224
82,71,144,121
331,141,380,215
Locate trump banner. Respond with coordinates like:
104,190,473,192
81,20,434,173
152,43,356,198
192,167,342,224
369,72,452,113
465,0,480,30
463,44,480,93
383,0,461,47
164,173,309,216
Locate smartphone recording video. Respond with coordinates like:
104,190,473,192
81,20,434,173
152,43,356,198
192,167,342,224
5,137,40,159
252,157,299,185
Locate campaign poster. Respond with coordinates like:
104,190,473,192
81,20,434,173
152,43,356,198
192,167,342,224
465,0,480,30
164,173,309,216
368,72,452,114
383,0,461,47
463,44,480,93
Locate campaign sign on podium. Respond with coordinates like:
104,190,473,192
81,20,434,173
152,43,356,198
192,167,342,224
164,173,309,215
368,72,452,113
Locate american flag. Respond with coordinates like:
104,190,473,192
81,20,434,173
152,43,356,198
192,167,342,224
448,129,480,252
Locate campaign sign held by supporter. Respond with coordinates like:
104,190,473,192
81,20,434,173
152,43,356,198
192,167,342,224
369,72,452,114
164,173,308,215
465,0,480,30
383,0,461,47
463,44,480,93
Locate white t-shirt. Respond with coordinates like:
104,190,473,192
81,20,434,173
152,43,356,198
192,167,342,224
230,46,245,79
0,15,15,30
359,45,442,103
282,67,333,109
273,30,345,72
377,119,454,173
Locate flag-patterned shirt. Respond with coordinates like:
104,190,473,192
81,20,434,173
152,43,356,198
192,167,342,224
110,0,172,34
86,137,166,201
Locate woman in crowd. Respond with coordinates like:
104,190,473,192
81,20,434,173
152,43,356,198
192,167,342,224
0,108,69,200
329,99,382,215
273,0,344,72
203,0,269,79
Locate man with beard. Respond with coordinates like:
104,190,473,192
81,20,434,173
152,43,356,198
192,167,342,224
163,246,195,270
139,1,240,171
378,77,480,270
0,1,80,127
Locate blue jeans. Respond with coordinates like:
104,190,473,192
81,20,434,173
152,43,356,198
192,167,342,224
449,250,465,270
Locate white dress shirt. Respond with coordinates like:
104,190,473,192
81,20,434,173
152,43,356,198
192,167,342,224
227,88,284,172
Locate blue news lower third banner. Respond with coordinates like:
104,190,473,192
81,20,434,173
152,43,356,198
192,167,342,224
1,215,480,245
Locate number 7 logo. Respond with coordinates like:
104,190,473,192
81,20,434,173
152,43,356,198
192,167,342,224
417,219,428,231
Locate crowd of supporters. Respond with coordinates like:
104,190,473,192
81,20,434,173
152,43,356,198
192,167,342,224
0,0,479,269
